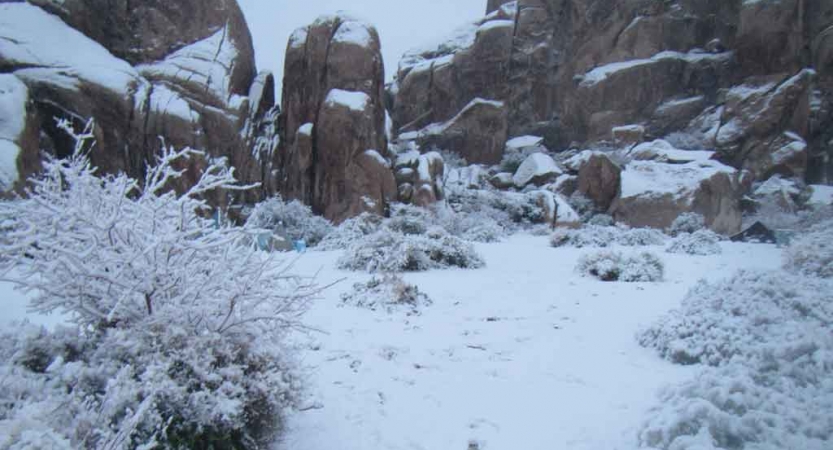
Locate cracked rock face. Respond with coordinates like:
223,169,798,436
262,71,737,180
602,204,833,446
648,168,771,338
278,13,395,223
0,1,270,204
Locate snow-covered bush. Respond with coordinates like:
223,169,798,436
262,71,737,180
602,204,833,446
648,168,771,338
446,189,543,229
0,121,312,448
386,203,432,235
576,251,664,282
337,227,485,273
316,212,384,250
638,270,833,366
783,220,833,278
617,228,668,246
668,212,705,236
550,225,618,248
434,207,507,243
666,230,722,255
247,195,333,246
587,214,615,227
551,226,666,248
341,274,432,315
637,270,833,449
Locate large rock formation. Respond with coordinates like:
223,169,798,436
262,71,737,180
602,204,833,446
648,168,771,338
0,1,273,204
279,13,395,223
390,0,833,185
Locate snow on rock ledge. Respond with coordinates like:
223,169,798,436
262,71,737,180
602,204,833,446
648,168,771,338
513,153,563,188
611,159,742,235
0,74,33,193
325,89,371,113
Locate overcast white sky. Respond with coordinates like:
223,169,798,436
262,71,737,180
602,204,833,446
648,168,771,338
237,0,486,94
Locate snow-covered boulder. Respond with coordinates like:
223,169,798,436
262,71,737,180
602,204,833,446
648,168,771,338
280,13,395,222
489,172,515,190
808,184,833,207
0,2,271,199
612,124,645,145
627,139,715,164
0,75,37,194
610,159,742,235
513,153,563,188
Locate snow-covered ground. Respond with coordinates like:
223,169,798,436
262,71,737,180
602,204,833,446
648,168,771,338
266,234,783,450
1,233,784,449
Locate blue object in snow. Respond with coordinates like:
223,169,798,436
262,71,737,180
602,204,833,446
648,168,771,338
293,240,307,253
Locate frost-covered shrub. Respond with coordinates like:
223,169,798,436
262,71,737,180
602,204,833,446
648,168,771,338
638,270,833,366
0,121,312,448
550,225,665,248
637,270,833,449
668,212,705,236
337,228,485,273
784,221,833,278
446,189,543,228
434,207,507,243
587,214,615,227
317,212,384,250
639,359,833,450
386,203,432,235
550,225,618,248
247,195,333,246
576,250,664,282
666,230,722,255
341,274,432,315
568,191,596,219
617,228,668,246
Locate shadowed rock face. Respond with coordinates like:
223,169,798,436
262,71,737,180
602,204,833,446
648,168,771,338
0,1,272,205
279,14,395,223
392,0,833,184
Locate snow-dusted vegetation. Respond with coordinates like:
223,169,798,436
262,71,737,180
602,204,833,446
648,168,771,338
576,250,665,282
337,226,484,273
666,230,723,255
340,274,432,315
0,123,312,449
637,270,833,449
550,225,667,248
783,220,833,278
246,195,334,247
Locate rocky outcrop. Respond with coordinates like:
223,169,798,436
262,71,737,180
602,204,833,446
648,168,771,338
610,159,742,235
0,2,271,204
395,149,445,207
279,13,394,222
391,0,833,185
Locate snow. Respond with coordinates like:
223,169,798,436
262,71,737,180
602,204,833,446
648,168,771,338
0,74,28,190
289,27,309,50
477,19,514,33
148,84,199,123
137,25,240,105
564,150,604,172
324,89,370,112
620,160,736,201
772,135,806,164
754,175,800,197
0,140,22,192
333,20,375,48
0,3,142,96
298,123,314,136
580,51,732,87
364,149,390,168
2,276,71,330
399,98,505,141
505,135,544,150
274,235,783,450
628,140,715,163
808,185,833,206
513,153,563,187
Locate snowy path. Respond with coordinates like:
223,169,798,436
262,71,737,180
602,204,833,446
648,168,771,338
277,235,783,450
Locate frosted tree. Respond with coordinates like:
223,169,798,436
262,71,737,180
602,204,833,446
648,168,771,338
0,119,317,448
